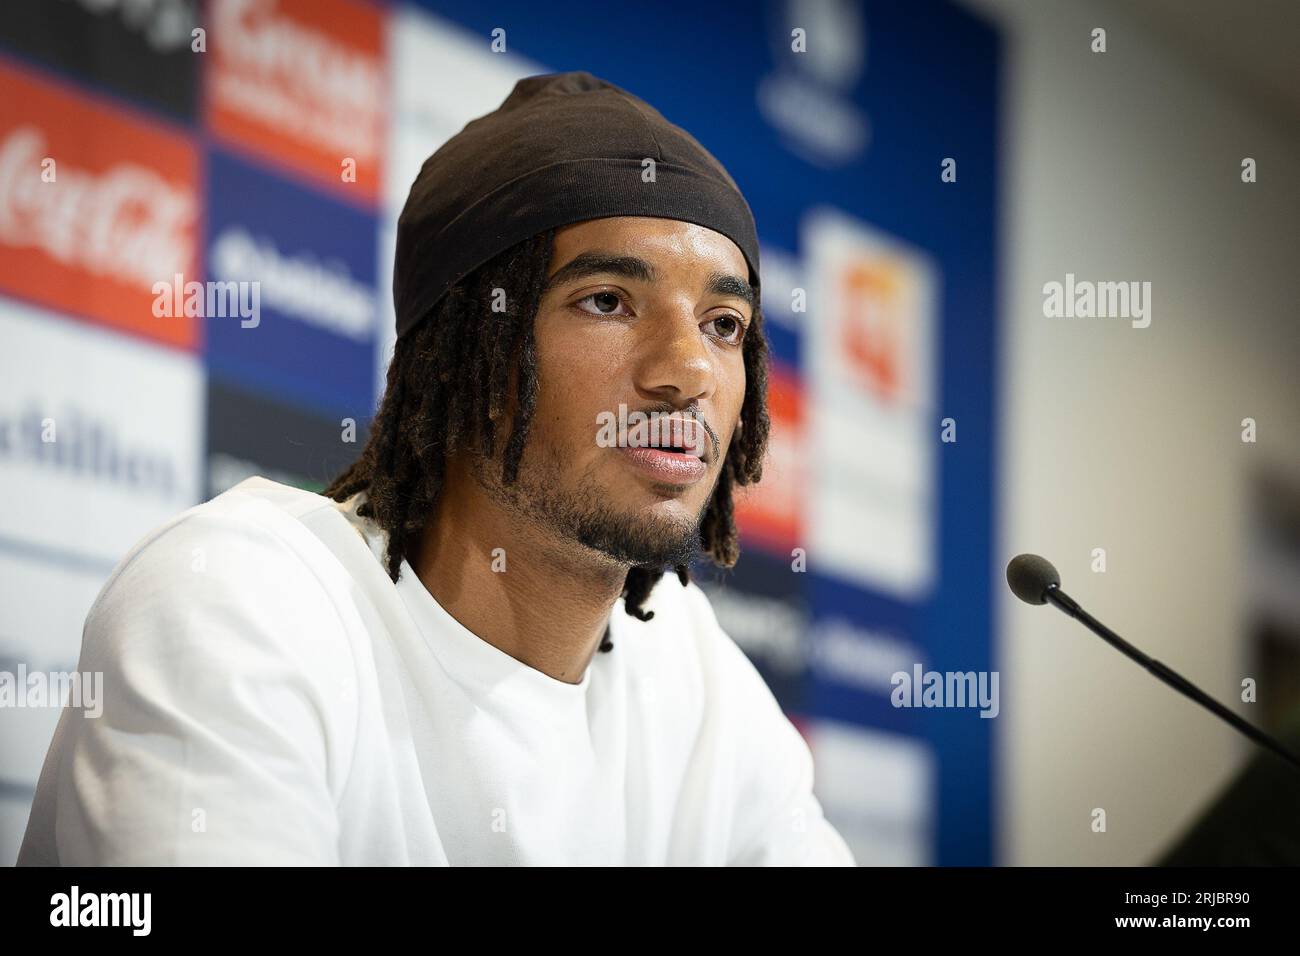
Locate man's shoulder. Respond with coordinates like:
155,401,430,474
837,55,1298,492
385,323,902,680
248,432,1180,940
115,475,336,566
189,475,342,528
76,477,367,703
88,477,349,622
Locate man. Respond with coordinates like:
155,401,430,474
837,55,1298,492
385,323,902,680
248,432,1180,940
19,71,855,866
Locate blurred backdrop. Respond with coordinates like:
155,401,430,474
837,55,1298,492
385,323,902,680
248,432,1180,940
1,0,1297,866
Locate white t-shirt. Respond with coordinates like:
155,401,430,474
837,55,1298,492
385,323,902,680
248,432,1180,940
18,476,856,866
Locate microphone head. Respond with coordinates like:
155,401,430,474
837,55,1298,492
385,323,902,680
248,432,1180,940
1006,553,1061,605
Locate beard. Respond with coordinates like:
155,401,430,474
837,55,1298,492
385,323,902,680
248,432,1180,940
467,438,706,569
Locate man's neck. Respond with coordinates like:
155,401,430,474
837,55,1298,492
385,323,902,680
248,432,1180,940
407,464,627,686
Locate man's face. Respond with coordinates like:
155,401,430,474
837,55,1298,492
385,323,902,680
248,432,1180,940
469,216,754,569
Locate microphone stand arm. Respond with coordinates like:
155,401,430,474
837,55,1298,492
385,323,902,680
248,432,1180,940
1044,584,1300,774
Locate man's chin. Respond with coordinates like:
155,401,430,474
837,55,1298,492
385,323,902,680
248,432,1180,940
470,450,706,567
572,510,701,568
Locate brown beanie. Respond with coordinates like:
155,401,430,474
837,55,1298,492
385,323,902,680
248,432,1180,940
392,70,761,339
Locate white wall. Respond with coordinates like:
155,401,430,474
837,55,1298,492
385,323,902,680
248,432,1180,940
962,0,1300,864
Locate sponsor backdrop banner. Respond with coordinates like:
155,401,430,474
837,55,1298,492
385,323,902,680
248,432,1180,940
0,0,1000,866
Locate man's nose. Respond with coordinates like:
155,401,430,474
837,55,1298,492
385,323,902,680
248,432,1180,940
631,306,715,406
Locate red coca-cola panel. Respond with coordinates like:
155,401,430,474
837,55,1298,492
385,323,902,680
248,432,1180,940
206,0,386,206
0,58,199,349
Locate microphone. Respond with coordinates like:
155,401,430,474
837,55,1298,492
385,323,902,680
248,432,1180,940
1006,553,1300,774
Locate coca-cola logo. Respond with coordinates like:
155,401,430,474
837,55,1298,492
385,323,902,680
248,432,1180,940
0,127,194,289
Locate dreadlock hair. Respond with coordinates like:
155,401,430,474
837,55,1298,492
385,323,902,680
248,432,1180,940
323,227,770,644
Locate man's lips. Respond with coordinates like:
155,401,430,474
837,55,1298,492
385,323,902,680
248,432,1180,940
618,446,708,485
607,410,715,485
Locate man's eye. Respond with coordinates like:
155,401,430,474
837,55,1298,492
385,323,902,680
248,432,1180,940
574,291,629,316
704,314,746,344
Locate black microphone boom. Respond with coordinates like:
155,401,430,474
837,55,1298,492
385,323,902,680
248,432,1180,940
1006,553,1300,775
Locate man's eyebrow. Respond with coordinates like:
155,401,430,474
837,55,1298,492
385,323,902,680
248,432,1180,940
705,271,756,310
544,252,658,290
544,251,756,309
